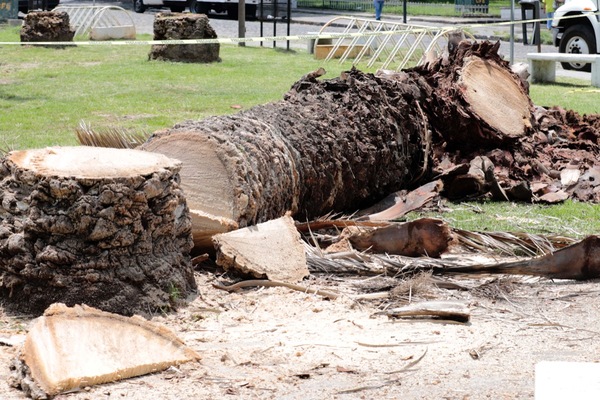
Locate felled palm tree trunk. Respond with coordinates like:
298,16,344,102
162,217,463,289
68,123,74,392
141,68,431,250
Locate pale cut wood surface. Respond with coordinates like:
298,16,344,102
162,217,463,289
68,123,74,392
9,146,181,179
212,215,309,283
460,56,532,140
19,304,200,397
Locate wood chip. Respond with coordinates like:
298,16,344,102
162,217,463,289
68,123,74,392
374,301,470,322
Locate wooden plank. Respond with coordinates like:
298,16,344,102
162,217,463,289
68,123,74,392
315,44,369,60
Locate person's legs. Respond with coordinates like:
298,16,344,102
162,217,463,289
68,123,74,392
374,0,383,20
546,12,554,29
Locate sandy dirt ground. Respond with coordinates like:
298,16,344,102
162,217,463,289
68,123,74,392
1,268,600,400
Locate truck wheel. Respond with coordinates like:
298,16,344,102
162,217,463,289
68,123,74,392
559,25,597,72
189,0,210,14
133,0,146,13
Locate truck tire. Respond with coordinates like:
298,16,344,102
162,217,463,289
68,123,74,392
189,0,210,14
133,0,146,13
559,25,597,72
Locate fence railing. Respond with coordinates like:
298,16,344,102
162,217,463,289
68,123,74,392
296,0,494,17
313,16,475,70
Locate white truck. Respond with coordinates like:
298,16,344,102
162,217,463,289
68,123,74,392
552,0,600,71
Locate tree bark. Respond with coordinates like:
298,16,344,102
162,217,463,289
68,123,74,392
0,146,196,316
141,68,430,250
20,11,75,45
149,12,220,63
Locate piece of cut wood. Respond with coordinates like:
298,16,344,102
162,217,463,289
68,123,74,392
460,56,533,141
189,208,239,250
12,303,200,398
212,215,309,283
360,180,443,221
374,301,470,322
141,132,241,250
347,218,454,258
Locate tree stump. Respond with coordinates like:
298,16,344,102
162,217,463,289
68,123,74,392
0,146,196,316
20,11,74,45
408,41,536,151
148,12,220,63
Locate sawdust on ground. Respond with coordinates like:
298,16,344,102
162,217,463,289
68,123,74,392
1,271,599,399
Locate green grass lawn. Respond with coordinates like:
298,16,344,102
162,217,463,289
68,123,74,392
2,25,600,236
0,28,355,149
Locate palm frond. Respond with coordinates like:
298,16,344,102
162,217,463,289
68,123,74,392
305,242,464,277
453,228,576,257
75,120,150,149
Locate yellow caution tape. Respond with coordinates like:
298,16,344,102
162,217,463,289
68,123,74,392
0,11,597,47
0,30,440,46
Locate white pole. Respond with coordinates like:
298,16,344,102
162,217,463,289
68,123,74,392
510,0,515,64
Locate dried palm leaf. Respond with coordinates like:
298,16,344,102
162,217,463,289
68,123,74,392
76,120,150,149
305,243,463,277
444,235,600,280
301,215,575,260
295,218,389,233
453,228,576,257
0,136,17,156
306,234,600,281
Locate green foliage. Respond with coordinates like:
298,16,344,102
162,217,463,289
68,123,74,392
168,283,182,302
298,0,506,17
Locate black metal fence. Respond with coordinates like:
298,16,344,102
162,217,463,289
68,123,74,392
295,0,493,16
